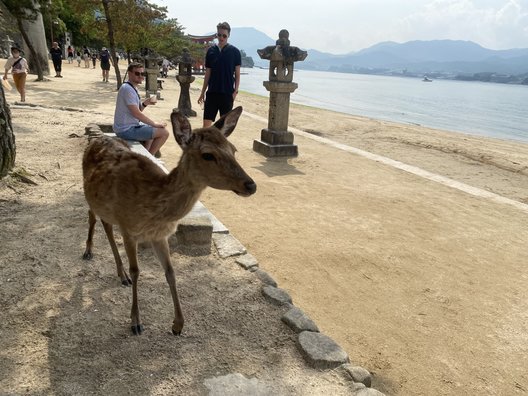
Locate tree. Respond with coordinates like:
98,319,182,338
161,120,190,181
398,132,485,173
3,0,49,80
0,85,16,179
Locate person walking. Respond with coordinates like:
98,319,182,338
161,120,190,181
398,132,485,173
83,46,90,68
76,50,82,67
113,62,169,155
197,21,241,127
67,45,74,63
99,47,111,82
50,41,63,78
91,51,97,69
3,44,29,102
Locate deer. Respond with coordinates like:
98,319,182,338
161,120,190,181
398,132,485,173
81,106,256,335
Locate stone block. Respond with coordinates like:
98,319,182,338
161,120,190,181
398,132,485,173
281,306,319,333
253,140,298,157
169,216,212,255
262,285,292,306
297,331,349,369
344,365,372,387
235,254,258,270
212,233,246,258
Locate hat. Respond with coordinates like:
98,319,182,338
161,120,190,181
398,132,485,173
102,47,107,50
10,43,22,52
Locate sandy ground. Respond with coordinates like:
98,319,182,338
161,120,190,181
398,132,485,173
1,60,528,395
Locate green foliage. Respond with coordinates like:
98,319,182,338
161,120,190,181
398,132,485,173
57,0,195,60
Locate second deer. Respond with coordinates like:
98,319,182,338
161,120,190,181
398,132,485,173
82,106,256,335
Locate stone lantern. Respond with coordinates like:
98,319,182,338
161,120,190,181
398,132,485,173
175,48,196,117
142,48,161,99
253,30,307,157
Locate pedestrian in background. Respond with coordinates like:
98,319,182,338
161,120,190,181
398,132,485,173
3,44,29,102
50,41,63,78
99,47,111,82
83,46,90,68
67,45,74,63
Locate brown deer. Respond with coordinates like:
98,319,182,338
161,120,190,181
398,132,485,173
82,106,256,335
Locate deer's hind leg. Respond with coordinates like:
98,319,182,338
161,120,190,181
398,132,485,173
82,209,97,260
100,220,132,286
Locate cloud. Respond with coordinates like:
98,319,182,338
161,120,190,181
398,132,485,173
392,0,528,49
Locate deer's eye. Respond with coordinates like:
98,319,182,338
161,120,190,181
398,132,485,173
202,153,216,162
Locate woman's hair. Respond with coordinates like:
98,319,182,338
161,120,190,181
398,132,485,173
216,22,231,34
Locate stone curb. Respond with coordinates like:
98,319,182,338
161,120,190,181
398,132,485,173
212,233,386,395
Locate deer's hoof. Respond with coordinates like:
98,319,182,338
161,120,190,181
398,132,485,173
82,251,93,260
131,324,144,335
172,329,182,336
121,278,132,286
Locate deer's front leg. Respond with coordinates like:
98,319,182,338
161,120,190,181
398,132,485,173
151,238,184,335
123,234,143,335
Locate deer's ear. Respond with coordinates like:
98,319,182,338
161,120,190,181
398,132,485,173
213,106,243,138
171,109,192,148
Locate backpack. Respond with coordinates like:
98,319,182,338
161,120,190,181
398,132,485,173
100,51,110,63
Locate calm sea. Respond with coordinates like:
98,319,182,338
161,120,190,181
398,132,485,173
240,68,528,143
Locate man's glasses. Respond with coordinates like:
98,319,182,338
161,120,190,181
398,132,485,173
133,71,146,77
216,33,228,39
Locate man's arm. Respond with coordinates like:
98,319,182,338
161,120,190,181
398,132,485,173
234,65,240,94
198,68,211,102
127,104,165,128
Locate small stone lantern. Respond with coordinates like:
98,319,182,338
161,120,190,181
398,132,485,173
253,30,308,157
175,48,196,117
142,48,161,99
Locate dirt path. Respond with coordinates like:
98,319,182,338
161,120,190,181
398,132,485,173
1,60,528,395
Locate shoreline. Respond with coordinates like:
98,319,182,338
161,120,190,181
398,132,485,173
237,67,528,143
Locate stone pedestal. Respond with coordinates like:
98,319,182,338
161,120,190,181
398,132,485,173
176,75,196,117
253,30,307,158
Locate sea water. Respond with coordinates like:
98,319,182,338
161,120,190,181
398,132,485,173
240,68,528,143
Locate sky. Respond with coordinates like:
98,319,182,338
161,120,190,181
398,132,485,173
151,0,528,54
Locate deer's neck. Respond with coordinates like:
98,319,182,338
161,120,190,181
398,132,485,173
160,159,206,221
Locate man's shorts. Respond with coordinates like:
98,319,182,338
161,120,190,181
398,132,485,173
204,92,234,122
115,124,154,141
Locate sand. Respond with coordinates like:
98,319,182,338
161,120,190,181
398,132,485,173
1,59,527,395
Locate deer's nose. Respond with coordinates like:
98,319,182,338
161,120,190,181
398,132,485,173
244,180,257,195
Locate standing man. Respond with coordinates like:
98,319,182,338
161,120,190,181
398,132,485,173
113,62,169,155
99,47,111,82
50,42,63,78
198,21,241,127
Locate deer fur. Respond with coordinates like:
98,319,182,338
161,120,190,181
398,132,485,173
82,106,256,335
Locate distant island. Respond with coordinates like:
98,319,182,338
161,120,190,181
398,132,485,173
228,28,528,85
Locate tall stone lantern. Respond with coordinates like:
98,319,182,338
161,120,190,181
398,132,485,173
175,48,196,117
253,30,307,157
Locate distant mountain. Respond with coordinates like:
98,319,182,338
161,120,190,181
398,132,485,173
299,40,528,77
228,29,528,82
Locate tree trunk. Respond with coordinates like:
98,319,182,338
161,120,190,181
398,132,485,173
0,85,16,179
102,0,122,89
17,0,52,81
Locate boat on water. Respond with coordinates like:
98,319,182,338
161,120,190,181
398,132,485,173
422,76,433,82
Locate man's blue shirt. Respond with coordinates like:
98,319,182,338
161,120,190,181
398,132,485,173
205,44,241,94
